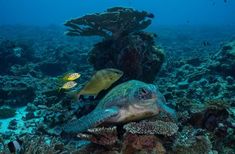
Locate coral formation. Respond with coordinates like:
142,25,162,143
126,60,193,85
77,126,118,145
122,134,166,154
0,40,35,75
1,13,235,154
88,32,165,82
64,7,154,39
172,127,212,154
210,40,235,77
124,120,178,136
65,7,164,82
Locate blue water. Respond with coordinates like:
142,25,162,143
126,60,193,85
0,0,235,26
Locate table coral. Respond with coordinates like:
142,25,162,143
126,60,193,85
124,120,178,136
64,7,154,39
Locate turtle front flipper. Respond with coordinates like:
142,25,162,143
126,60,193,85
63,107,119,134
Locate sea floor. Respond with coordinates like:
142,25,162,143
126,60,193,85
0,25,235,153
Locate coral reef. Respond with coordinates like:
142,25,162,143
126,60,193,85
64,7,154,39
172,127,212,154
88,32,165,82
65,7,164,82
1,17,235,154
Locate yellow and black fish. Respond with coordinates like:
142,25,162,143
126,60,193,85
61,72,81,81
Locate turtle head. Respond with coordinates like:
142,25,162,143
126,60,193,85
132,83,158,103
129,83,159,113
129,82,176,120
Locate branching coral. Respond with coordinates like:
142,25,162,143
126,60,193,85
124,120,178,136
64,7,154,39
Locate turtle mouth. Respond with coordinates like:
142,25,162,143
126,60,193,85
133,98,157,108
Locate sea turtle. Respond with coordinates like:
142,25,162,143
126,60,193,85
63,80,176,133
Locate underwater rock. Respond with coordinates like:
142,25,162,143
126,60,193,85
8,119,17,130
0,107,16,119
189,100,230,131
172,127,212,154
210,40,235,77
0,76,36,107
0,40,36,75
122,134,166,154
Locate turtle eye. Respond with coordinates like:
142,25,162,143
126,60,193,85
141,88,148,95
138,88,150,100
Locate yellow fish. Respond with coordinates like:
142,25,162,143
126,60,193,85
61,81,77,90
77,68,123,98
62,73,81,81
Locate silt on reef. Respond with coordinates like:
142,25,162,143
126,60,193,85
65,7,165,83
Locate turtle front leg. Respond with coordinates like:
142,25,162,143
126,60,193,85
63,107,119,134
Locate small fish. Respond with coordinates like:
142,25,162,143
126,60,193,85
203,41,211,47
77,68,123,99
7,138,23,153
61,81,77,90
62,72,81,81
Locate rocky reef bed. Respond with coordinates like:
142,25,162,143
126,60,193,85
1,7,235,154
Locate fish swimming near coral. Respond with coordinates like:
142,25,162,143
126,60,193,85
60,81,77,91
7,138,23,153
61,72,81,81
77,68,123,99
63,80,176,134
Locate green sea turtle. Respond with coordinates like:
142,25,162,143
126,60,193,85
63,80,176,133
